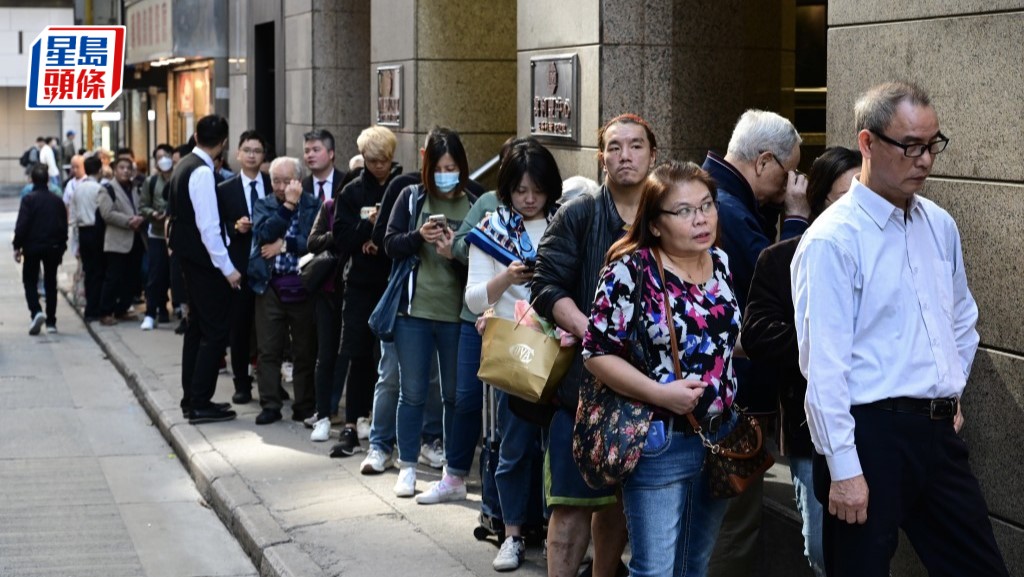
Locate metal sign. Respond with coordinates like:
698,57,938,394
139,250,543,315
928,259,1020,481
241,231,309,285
530,54,578,143
377,65,402,127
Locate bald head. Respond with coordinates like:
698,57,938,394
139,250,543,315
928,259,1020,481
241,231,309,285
70,155,85,179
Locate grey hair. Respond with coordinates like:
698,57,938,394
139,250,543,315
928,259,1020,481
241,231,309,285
726,109,802,163
269,156,303,181
854,81,932,133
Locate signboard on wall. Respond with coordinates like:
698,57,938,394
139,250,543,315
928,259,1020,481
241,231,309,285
126,0,173,64
376,65,402,127
530,54,578,143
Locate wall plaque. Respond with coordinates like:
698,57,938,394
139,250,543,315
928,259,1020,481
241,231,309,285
530,54,578,143
376,65,402,127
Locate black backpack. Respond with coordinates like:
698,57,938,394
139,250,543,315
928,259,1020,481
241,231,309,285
94,183,117,233
19,147,34,168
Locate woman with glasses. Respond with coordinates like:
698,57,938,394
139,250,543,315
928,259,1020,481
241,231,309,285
383,127,479,498
741,146,861,577
582,160,740,577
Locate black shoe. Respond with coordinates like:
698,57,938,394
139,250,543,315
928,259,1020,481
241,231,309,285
174,319,188,335
188,406,237,424
182,402,232,418
255,408,282,425
232,391,252,404
329,428,363,458
291,408,315,422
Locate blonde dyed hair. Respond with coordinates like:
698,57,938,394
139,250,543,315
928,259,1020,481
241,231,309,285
357,126,397,160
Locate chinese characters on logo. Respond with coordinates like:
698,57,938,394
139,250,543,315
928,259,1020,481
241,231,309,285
26,26,125,110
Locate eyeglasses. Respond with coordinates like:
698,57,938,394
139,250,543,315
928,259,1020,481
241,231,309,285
869,130,949,158
659,200,717,221
241,147,265,156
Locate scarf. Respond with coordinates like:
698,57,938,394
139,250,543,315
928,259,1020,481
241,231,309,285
465,205,544,266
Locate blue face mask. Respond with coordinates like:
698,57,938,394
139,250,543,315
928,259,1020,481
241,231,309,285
434,171,460,193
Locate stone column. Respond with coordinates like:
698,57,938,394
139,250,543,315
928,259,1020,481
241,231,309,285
827,3,1024,574
372,0,517,175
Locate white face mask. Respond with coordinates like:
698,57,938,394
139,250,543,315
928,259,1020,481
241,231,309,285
157,157,173,172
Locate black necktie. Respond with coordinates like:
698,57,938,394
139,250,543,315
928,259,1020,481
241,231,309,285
317,181,326,203
249,180,258,216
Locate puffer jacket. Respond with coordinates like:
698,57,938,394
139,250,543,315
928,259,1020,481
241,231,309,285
531,185,627,409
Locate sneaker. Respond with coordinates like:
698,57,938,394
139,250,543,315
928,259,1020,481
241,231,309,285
281,361,294,382
310,418,331,442
356,416,371,440
414,473,467,504
418,439,445,469
28,312,45,335
329,428,362,457
360,448,394,475
140,316,156,331
492,536,526,571
393,467,416,497
303,412,320,429
45,325,57,334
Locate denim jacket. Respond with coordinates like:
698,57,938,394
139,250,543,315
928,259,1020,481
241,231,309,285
248,192,319,295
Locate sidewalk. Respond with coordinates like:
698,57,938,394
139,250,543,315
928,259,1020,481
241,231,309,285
0,201,257,577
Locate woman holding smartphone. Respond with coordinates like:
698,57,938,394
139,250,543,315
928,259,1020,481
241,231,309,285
383,127,479,497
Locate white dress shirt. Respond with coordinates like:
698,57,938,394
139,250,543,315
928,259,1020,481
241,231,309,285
240,171,266,217
791,177,979,481
190,148,237,277
313,172,333,201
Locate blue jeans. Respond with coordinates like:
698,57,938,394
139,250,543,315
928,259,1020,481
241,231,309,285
622,414,737,577
367,339,442,454
494,389,543,527
447,322,483,477
790,456,826,576
393,316,460,466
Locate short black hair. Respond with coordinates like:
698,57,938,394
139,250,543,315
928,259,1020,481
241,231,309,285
175,143,194,157
30,164,48,187
807,146,862,220
496,139,563,213
84,156,102,176
115,147,134,159
195,115,229,148
303,128,335,151
36,136,46,143
153,143,174,158
238,130,267,151
113,156,134,169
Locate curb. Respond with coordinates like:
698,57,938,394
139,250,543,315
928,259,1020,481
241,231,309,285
63,291,326,577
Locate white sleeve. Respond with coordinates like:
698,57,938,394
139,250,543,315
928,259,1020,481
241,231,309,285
465,244,499,315
189,166,237,277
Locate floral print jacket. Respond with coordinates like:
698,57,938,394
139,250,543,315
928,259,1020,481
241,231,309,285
582,246,740,418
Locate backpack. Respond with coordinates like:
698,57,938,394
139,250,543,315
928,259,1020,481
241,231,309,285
94,183,117,232
19,147,34,168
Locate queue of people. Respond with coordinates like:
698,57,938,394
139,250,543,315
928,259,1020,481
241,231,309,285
12,79,1009,577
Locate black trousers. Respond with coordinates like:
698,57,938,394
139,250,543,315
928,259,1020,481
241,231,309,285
100,235,143,317
170,252,187,310
228,280,256,393
144,237,170,319
313,290,345,419
254,282,317,414
180,260,232,410
339,284,382,423
21,246,64,324
814,404,1008,577
78,225,105,319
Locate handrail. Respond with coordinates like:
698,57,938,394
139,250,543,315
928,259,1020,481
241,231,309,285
469,154,501,182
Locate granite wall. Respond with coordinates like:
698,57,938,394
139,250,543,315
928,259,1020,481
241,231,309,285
827,3,1024,574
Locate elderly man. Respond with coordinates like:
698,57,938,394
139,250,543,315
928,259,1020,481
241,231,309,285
701,109,810,577
792,81,1008,577
97,157,145,326
249,156,319,425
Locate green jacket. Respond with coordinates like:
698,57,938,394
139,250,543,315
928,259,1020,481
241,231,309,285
138,174,171,238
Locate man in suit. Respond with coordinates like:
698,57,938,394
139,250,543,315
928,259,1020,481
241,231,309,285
301,129,346,205
168,114,239,425
97,157,145,326
217,130,271,404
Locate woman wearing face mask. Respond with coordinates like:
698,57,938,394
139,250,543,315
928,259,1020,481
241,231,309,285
137,143,176,329
741,146,861,577
383,127,478,497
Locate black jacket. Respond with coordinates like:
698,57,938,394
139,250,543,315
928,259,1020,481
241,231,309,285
14,187,68,255
307,199,345,292
333,162,402,289
532,185,627,409
217,172,272,277
742,236,811,456
371,172,487,250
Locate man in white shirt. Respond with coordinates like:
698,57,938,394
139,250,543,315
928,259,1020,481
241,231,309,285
168,114,239,424
39,138,60,188
70,156,106,321
792,81,1007,576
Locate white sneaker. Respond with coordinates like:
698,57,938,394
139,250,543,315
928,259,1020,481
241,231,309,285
393,467,416,497
418,439,445,469
310,418,331,442
493,536,526,571
360,448,394,475
356,416,371,440
140,316,156,331
45,325,57,334
28,312,45,336
414,474,467,504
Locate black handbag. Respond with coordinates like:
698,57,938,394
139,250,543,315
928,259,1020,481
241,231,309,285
299,250,339,292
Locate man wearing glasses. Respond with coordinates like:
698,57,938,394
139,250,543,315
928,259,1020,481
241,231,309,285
701,109,810,577
792,81,1008,576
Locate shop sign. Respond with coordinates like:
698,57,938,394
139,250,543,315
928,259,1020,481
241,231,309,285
530,54,578,143
377,65,402,127
126,0,174,65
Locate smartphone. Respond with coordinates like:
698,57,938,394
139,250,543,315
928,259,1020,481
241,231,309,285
427,214,447,228
521,257,536,270
359,206,375,219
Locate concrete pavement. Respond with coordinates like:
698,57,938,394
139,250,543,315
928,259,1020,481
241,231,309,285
0,197,257,577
